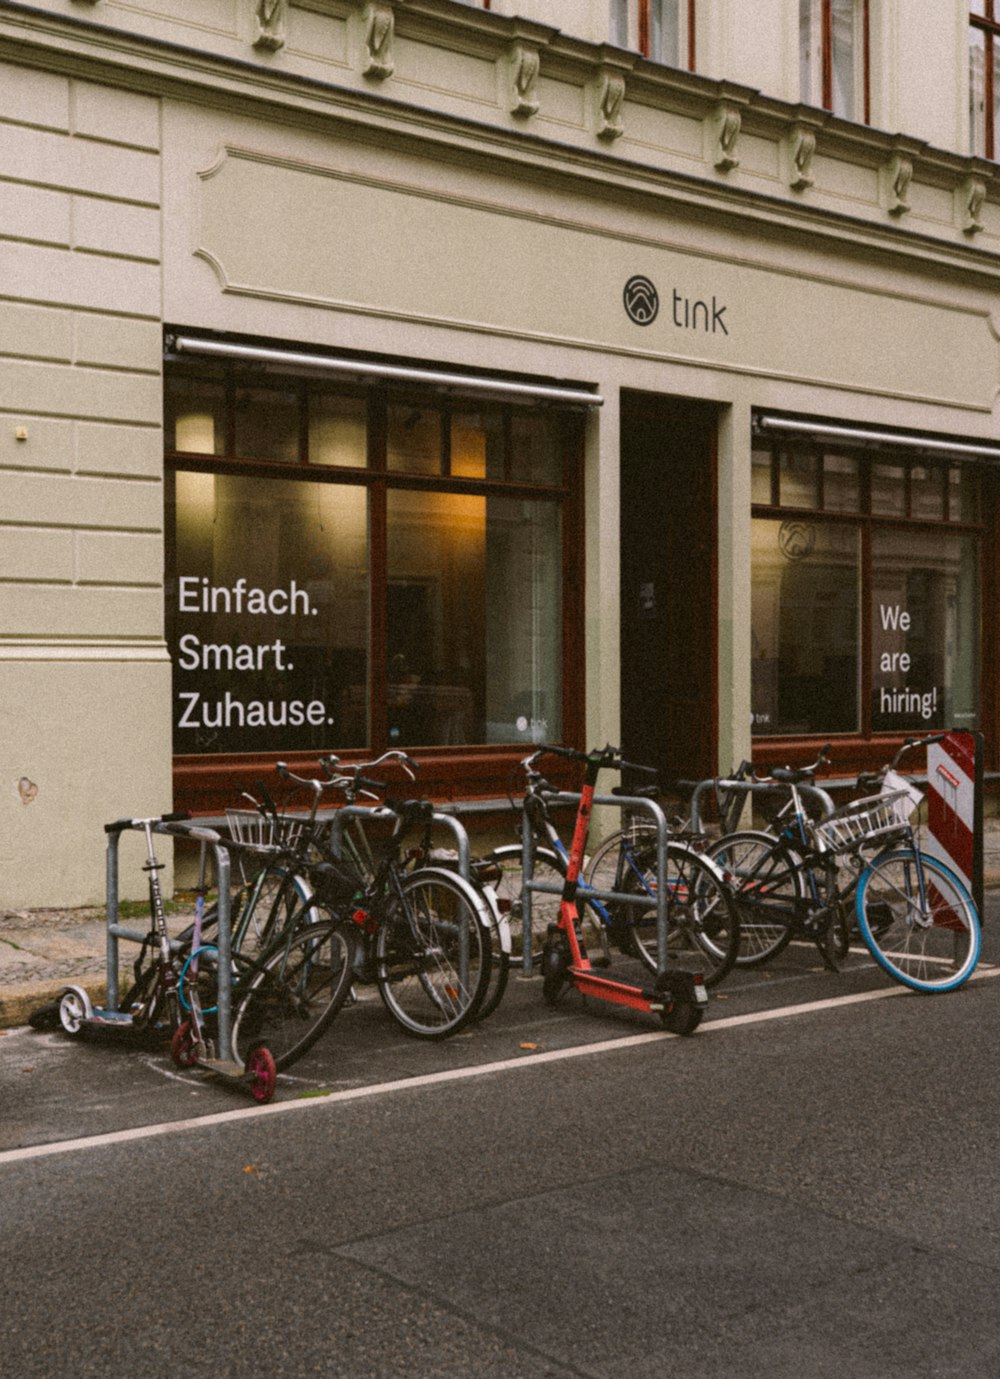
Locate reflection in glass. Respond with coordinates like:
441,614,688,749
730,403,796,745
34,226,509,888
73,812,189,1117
451,411,504,480
510,413,563,485
909,464,944,521
168,472,368,753
309,393,367,468
751,445,773,505
822,451,859,512
385,490,561,747
870,462,906,516
751,519,859,735
165,373,225,455
778,449,819,508
871,529,979,731
948,465,980,523
971,27,986,157
234,384,300,463
388,405,442,474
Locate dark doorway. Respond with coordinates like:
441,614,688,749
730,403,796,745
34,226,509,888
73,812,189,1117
619,392,718,782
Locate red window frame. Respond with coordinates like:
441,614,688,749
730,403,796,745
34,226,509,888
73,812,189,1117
971,2,1000,159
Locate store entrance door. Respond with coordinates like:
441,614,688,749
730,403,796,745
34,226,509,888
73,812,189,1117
619,393,718,782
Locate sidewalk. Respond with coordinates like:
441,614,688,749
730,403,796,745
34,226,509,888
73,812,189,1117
4,830,1000,1029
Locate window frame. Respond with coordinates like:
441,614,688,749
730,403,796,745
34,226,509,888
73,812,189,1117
164,348,586,812
750,428,994,774
970,1,1000,159
800,0,871,124
612,0,697,70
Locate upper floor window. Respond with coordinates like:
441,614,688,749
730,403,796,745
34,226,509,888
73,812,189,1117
800,0,870,122
610,0,696,70
970,2,1000,158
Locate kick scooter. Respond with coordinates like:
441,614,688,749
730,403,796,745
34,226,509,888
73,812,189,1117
58,814,278,1103
537,746,710,1034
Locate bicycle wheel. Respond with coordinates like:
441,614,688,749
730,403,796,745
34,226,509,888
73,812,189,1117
623,842,740,987
235,865,318,960
485,844,595,963
856,850,980,993
585,826,658,961
376,867,491,1038
231,916,353,1071
471,875,512,1022
705,830,802,966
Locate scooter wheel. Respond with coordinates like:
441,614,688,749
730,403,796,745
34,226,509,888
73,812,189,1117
541,937,570,1007
661,999,704,1036
246,1045,277,1104
170,1020,201,1068
58,989,88,1039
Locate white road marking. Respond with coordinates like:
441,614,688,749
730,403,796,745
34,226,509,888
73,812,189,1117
2,966,997,1167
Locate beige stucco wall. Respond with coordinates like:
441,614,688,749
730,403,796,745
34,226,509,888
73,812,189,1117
3,1,1000,905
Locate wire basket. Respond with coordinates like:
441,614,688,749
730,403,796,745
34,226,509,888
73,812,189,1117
224,808,307,853
810,790,913,854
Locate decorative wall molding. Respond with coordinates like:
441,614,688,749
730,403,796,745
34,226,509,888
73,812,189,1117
253,0,287,52
362,2,395,82
956,173,987,235
710,103,742,172
786,124,817,191
883,152,913,216
507,42,540,119
595,70,626,141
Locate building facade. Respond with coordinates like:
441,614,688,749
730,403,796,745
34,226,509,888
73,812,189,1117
2,0,999,905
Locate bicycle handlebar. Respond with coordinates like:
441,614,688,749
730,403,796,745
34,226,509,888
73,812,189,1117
523,744,658,778
104,811,190,835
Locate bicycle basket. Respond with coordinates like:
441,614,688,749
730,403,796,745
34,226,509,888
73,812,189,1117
810,790,912,854
224,808,307,852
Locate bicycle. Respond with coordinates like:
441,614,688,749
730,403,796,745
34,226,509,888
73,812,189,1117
281,755,498,1039
484,748,740,988
57,814,281,1102
706,735,982,993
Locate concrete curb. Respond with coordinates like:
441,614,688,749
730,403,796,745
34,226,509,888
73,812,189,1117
0,977,110,1032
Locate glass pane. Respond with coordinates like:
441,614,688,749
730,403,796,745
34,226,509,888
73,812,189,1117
948,464,981,522
751,518,859,735
822,451,859,512
385,490,561,747
751,445,773,505
870,462,906,516
871,529,979,732
509,413,563,485
308,393,367,468
799,0,820,104
830,0,858,118
910,463,945,521
609,0,628,46
387,405,442,474
167,472,368,753
451,411,505,480
651,0,681,65
778,449,819,507
970,28,987,157
234,383,300,463
165,372,225,456
993,35,1000,157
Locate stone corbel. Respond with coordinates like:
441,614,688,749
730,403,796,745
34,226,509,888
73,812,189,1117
710,103,742,172
362,2,395,81
786,124,817,191
956,172,987,235
508,42,540,118
882,147,919,217
253,0,287,52
596,69,626,141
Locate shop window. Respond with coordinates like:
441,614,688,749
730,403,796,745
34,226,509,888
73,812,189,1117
970,2,1000,158
800,0,870,123
610,0,696,69
751,430,984,741
164,351,580,765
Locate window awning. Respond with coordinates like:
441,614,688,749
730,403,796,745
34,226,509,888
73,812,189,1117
755,413,1000,462
166,334,603,409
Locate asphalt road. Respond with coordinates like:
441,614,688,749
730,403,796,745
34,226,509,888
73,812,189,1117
2,919,999,1379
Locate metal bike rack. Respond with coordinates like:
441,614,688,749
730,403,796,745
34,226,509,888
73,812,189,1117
519,791,674,977
104,820,239,1058
688,778,836,833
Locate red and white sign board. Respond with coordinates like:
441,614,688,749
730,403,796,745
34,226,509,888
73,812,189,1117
925,731,983,917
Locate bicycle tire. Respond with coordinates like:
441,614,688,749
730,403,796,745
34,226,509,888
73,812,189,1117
472,880,512,1022
376,867,491,1039
484,844,593,962
704,830,803,966
855,849,980,993
622,841,740,987
230,916,353,1071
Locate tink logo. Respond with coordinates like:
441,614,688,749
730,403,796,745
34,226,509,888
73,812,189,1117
623,275,659,326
